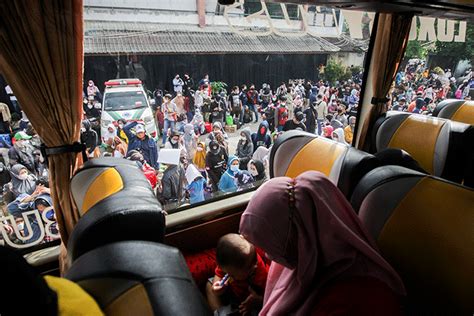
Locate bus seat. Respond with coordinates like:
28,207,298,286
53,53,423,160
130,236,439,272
434,100,474,187
372,112,474,184
434,99,474,125
66,241,211,315
351,166,474,312
68,158,165,261
269,130,379,198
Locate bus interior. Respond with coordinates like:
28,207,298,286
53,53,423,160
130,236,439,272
0,0,473,315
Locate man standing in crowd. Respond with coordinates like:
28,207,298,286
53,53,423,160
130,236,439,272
123,122,159,169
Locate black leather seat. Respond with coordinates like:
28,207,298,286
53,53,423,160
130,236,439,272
66,241,211,316
68,158,165,261
269,130,379,198
351,166,474,313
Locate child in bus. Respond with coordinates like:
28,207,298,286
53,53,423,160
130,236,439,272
207,233,269,316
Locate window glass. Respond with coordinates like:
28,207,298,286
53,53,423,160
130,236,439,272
390,18,473,113
1,1,372,250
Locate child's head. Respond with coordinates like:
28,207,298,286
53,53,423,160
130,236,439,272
216,233,256,281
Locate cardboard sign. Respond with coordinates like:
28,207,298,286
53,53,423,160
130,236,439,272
185,164,202,184
157,149,180,165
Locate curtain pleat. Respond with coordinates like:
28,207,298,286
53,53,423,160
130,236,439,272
0,1,83,249
358,13,413,150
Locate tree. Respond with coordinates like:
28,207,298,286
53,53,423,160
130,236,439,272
434,23,474,63
323,60,351,85
405,40,429,59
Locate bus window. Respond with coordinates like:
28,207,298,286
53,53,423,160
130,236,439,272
1,1,374,252
389,19,473,113
80,1,369,215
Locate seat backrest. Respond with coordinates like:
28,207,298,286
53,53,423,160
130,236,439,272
69,158,165,261
66,241,211,316
434,99,474,125
351,166,474,312
269,130,379,198
373,112,473,183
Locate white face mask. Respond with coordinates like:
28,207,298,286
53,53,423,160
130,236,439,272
19,174,28,180
240,136,246,141
230,165,239,172
17,222,24,231
171,139,178,145
118,124,124,129
87,104,93,109
250,168,259,177
197,147,203,152
81,127,86,133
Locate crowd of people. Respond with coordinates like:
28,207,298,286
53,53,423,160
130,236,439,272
78,73,364,210
2,59,472,246
389,60,473,113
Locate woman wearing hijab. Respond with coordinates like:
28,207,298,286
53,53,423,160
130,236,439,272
206,141,228,192
247,159,266,182
332,128,348,145
252,121,272,151
322,125,334,139
183,123,198,162
218,155,240,193
235,128,253,170
193,141,207,178
80,119,99,159
239,171,405,315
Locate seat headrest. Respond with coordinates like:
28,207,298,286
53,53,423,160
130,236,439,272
353,166,474,311
270,130,348,180
270,130,378,198
68,158,165,262
374,112,450,176
435,99,474,125
66,241,211,316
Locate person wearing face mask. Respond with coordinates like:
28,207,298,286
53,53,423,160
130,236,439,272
344,116,356,145
83,95,101,120
165,130,187,158
251,121,272,152
116,119,129,144
80,119,99,159
8,132,35,173
183,123,198,162
123,122,159,169
193,141,207,178
206,141,228,192
247,159,266,182
5,165,37,219
235,128,253,170
86,80,101,100
334,105,348,127
218,156,240,193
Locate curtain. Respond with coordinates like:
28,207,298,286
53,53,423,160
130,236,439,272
0,0,83,249
357,13,413,150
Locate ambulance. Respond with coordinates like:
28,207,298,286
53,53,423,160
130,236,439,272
101,79,157,139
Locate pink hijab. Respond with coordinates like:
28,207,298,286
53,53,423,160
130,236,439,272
240,171,405,315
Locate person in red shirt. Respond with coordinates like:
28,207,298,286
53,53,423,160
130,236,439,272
207,233,269,315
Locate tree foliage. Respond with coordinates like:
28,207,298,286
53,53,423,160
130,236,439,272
323,60,351,85
434,23,474,62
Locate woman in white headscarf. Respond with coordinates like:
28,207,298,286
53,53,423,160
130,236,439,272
332,128,348,145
